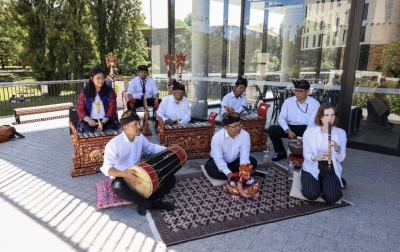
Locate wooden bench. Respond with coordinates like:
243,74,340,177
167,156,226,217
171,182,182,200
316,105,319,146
14,102,73,124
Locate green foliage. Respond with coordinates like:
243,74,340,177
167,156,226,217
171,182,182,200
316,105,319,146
381,37,400,77
8,0,148,83
175,14,193,71
90,0,149,76
0,73,19,82
269,56,280,71
0,0,23,69
352,92,400,115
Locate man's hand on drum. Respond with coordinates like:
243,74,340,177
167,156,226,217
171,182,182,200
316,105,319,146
125,170,141,186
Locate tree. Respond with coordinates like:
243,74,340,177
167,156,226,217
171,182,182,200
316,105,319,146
90,0,149,76
0,0,22,69
381,36,400,78
176,16,193,71
11,0,49,80
63,0,96,79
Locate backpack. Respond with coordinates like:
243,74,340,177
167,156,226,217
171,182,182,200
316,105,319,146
0,125,16,143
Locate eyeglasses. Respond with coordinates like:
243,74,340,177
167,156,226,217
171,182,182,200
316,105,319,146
294,89,305,93
226,123,243,129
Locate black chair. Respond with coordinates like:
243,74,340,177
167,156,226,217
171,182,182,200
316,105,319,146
69,106,79,135
254,85,269,109
270,88,284,124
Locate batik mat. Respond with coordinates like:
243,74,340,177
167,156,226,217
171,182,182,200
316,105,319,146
149,164,349,246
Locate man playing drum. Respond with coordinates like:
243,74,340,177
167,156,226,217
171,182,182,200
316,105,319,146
100,110,176,215
267,79,320,161
204,106,257,183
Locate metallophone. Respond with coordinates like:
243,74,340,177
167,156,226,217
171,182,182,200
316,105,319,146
240,103,271,152
69,122,122,176
156,112,218,159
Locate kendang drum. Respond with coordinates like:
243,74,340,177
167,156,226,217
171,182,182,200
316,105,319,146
124,145,186,198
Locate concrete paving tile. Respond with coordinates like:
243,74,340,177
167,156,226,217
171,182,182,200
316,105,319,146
183,239,214,251
354,231,372,244
268,230,290,243
223,235,253,249
1,122,399,251
294,224,324,238
304,233,338,250
86,244,104,252
258,222,280,236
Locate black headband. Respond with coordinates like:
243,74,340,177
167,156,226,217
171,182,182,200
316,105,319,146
120,110,140,125
292,79,310,90
172,80,185,92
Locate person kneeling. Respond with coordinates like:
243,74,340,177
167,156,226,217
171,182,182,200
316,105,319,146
301,103,346,204
204,106,257,185
100,110,176,215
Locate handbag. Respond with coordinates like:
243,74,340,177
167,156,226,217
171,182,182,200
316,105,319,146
0,125,16,143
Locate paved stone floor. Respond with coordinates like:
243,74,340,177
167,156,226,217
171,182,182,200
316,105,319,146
0,115,399,252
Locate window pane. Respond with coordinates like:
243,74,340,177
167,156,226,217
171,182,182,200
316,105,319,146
348,0,400,149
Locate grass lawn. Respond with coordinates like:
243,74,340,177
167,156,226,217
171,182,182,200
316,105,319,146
1,89,79,117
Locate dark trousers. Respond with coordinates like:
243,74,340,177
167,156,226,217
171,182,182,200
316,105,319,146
127,98,162,109
82,119,118,133
366,100,391,126
111,176,176,208
204,157,258,180
301,161,342,204
267,124,307,153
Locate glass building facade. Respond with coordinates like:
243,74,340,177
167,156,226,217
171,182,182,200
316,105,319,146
144,0,400,156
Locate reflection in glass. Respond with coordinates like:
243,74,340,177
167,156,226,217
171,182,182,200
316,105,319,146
349,0,400,149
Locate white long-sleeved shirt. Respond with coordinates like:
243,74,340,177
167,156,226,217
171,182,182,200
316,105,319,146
278,96,320,131
210,128,251,175
127,76,159,99
220,91,248,115
156,95,191,124
302,126,347,187
100,132,166,179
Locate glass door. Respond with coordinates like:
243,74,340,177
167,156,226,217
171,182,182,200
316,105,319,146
347,0,400,151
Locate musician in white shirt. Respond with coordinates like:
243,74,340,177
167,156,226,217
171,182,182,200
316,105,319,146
301,103,346,203
100,110,176,215
220,77,248,117
156,80,191,125
126,65,160,109
205,106,257,181
267,79,320,161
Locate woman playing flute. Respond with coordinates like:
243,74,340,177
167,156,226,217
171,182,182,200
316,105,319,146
301,103,347,204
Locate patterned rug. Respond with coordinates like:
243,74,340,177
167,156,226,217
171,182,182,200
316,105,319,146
149,164,349,246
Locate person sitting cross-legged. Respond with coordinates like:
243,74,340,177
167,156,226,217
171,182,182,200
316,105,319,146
267,79,320,161
204,106,257,183
156,80,191,125
77,68,119,133
220,77,248,117
126,65,160,110
100,110,177,216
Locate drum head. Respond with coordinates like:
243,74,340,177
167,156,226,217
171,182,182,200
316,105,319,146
124,165,153,198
